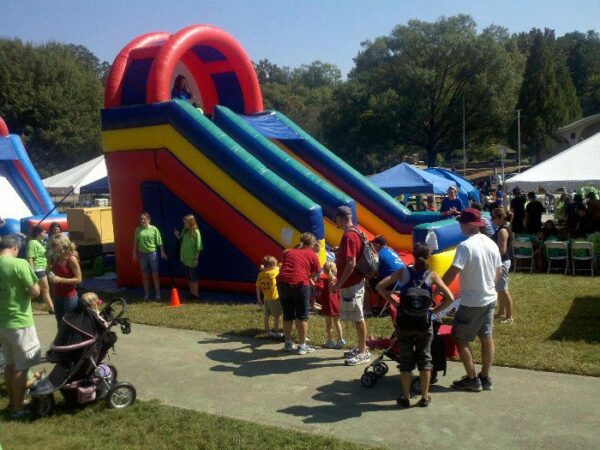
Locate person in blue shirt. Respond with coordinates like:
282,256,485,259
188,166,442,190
440,186,465,217
366,235,405,315
171,75,193,101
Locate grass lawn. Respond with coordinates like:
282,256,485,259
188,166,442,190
92,273,600,377
0,394,380,450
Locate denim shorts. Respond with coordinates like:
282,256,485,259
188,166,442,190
34,270,47,279
139,251,159,275
278,283,310,321
496,259,511,292
183,265,199,282
452,302,496,342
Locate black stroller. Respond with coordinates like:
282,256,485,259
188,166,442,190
361,304,448,393
29,298,135,417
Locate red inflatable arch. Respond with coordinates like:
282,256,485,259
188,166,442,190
104,24,263,115
0,117,9,136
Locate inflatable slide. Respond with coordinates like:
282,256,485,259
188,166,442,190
102,25,464,292
0,117,62,235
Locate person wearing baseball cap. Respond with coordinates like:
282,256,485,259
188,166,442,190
439,207,502,392
332,205,370,366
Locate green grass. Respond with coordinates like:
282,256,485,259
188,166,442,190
97,273,600,377
0,394,380,450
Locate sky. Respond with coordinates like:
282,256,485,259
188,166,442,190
3,0,600,76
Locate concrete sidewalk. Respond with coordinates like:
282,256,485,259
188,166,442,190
34,312,599,449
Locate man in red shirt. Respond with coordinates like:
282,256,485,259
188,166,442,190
331,206,370,365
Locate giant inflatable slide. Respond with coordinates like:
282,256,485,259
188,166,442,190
0,117,59,234
102,25,464,293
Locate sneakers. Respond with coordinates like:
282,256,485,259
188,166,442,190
155,296,162,303
343,347,359,358
283,341,295,352
297,343,315,355
143,294,151,302
323,340,336,349
345,351,370,366
267,330,283,338
452,376,483,392
478,373,494,391
500,318,514,324
334,339,347,350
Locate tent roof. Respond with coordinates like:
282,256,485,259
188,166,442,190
43,155,106,194
0,175,32,218
80,176,109,194
369,162,455,196
505,132,600,192
426,167,480,203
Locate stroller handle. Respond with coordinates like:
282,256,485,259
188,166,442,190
102,297,127,325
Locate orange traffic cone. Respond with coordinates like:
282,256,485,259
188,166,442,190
169,287,182,307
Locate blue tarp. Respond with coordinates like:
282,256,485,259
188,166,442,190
425,167,480,204
369,163,455,196
239,111,302,140
80,176,109,194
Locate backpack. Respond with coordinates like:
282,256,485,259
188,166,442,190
348,227,379,275
396,267,433,331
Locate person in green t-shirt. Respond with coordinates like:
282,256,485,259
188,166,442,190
174,214,203,300
132,212,167,301
26,226,55,314
0,235,42,418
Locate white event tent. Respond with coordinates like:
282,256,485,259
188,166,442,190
505,132,600,192
43,155,106,195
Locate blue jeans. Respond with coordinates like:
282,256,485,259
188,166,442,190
54,295,79,328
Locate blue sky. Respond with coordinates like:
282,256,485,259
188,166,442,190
4,0,599,76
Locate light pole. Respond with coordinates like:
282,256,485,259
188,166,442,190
516,109,522,173
462,95,466,176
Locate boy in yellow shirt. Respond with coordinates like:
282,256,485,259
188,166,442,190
256,256,283,338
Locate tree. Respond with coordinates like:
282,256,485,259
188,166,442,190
0,39,105,176
322,15,524,172
516,29,581,161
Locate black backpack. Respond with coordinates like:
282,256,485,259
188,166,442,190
348,227,379,275
396,267,433,331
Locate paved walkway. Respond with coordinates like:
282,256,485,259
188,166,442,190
34,312,599,449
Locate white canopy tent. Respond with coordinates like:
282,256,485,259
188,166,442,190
43,155,106,195
505,132,600,192
0,175,31,218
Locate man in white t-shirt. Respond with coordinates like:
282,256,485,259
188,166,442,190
443,208,502,392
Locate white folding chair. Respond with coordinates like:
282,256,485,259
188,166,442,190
512,240,534,273
545,241,569,275
571,241,595,276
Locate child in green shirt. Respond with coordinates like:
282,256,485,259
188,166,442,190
133,212,167,301
26,226,54,314
174,214,203,300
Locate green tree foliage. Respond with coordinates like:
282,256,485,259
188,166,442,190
321,15,524,172
0,39,104,176
557,31,600,116
516,29,581,161
256,60,340,140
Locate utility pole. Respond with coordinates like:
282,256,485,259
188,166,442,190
462,94,466,176
516,109,522,173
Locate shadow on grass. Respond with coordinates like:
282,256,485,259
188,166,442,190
549,296,600,343
199,334,342,377
278,377,453,423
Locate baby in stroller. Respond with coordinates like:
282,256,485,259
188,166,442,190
371,243,455,408
28,295,135,417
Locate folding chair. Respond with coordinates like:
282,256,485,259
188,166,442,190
545,241,569,275
571,241,595,276
512,240,534,273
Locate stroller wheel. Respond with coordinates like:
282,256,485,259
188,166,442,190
31,394,55,418
107,382,136,409
373,362,389,377
105,363,118,384
360,372,378,388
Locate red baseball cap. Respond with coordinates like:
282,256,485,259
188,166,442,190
457,208,486,226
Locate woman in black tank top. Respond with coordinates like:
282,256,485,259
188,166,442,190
492,208,514,323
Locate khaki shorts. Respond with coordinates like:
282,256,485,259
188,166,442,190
0,326,42,371
340,281,365,322
264,299,283,317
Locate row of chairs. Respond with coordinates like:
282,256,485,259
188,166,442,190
512,240,596,276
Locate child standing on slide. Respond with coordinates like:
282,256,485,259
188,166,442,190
256,256,283,338
315,261,346,349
